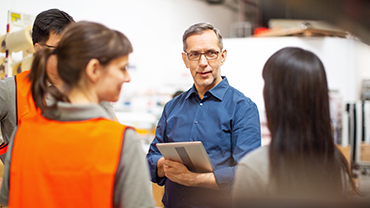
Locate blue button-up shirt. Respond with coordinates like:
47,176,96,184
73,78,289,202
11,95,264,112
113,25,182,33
147,77,261,208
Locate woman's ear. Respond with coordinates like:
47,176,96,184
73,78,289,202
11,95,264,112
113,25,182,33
85,59,101,83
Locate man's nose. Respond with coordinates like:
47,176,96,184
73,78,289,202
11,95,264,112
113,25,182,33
199,54,208,65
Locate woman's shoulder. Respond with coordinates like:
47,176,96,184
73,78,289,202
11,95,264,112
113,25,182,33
239,145,269,168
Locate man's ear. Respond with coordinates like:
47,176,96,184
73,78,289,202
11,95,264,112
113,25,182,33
182,53,189,68
221,49,227,65
34,43,42,52
85,59,101,83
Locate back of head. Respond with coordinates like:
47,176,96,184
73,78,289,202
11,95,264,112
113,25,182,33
29,21,133,116
263,47,331,145
32,8,75,45
262,47,346,199
182,22,223,52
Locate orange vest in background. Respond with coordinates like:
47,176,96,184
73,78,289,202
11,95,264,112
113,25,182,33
15,70,37,126
0,70,35,155
9,113,128,208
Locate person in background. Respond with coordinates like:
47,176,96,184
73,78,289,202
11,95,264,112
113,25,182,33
0,9,74,160
147,22,261,208
0,8,118,162
0,21,155,208
172,90,184,98
232,47,359,207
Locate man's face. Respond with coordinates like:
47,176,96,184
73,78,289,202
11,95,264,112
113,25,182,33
34,32,63,88
182,30,227,94
34,31,61,52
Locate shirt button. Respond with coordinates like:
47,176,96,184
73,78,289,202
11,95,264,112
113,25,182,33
200,103,203,106
194,121,198,124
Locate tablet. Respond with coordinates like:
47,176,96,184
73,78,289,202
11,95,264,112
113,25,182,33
156,141,214,173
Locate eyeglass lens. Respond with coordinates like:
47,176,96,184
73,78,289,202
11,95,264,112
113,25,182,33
187,51,220,61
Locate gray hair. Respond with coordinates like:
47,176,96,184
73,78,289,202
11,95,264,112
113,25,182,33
182,22,223,52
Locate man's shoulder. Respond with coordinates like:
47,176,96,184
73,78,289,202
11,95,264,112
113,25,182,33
0,76,15,92
225,85,256,106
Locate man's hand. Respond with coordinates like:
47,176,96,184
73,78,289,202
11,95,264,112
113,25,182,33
162,158,219,190
163,159,195,186
156,157,166,178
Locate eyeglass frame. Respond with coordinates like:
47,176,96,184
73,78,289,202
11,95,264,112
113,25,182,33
39,44,56,49
183,50,223,61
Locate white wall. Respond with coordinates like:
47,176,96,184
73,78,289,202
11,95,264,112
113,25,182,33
222,37,367,111
0,0,237,108
1,0,370,113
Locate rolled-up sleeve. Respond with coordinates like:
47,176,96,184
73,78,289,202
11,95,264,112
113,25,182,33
146,107,167,186
214,99,261,191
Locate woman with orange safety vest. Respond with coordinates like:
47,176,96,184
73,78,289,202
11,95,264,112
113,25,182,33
0,21,155,208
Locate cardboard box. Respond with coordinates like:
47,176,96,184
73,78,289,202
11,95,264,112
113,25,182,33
337,145,351,165
360,143,370,161
361,154,370,161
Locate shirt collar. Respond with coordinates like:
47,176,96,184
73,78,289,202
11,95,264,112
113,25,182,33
50,102,111,121
186,76,229,101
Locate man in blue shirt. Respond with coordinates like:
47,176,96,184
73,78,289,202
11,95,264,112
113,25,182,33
147,22,261,208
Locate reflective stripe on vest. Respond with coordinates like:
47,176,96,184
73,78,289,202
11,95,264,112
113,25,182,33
15,70,37,126
9,113,127,207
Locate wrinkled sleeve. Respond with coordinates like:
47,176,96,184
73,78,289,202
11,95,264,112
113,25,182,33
0,78,15,143
146,106,167,186
214,100,261,191
0,77,16,162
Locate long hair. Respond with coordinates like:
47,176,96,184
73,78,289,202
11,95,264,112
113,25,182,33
262,47,357,198
29,21,133,117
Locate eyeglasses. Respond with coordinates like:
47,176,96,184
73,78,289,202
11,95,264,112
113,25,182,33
184,50,222,61
40,44,56,49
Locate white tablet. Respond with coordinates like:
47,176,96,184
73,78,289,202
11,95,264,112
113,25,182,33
156,141,214,173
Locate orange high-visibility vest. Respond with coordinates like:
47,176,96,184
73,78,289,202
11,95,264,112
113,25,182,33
15,70,37,126
0,70,36,155
9,113,128,208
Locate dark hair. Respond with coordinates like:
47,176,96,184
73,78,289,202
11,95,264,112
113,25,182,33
182,22,223,52
262,47,358,198
29,21,133,116
172,90,184,98
32,8,75,45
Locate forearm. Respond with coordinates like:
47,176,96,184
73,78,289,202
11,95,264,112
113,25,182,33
163,159,219,190
189,172,219,190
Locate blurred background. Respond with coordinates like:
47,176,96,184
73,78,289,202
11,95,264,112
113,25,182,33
1,1,370,205
1,0,370,181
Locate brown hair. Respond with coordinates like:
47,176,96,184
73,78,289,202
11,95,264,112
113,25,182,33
182,22,223,52
263,47,358,198
29,21,133,116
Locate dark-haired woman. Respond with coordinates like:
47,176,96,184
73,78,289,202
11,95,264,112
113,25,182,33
0,21,155,208
232,47,358,206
